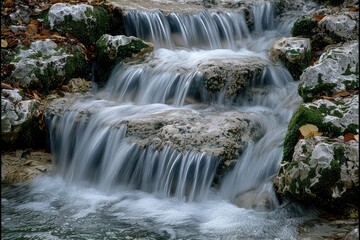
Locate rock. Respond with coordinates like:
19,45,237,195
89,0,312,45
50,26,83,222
7,40,88,92
274,137,359,214
298,40,358,102
318,15,358,41
282,94,358,163
345,228,359,240
198,57,266,95
270,37,312,79
95,34,154,84
1,149,52,183
1,89,44,149
46,3,111,44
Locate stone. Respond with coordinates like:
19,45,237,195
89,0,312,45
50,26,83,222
298,40,359,102
7,40,87,92
318,15,358,40
47,3,110,44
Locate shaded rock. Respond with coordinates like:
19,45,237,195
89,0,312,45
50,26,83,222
298,40,358,102
198,58,266,95
1,149,52,183
282,94,358,163
7,40,88,92
95,34,154,84
270,37,312,79
1,89,44,149
46,3,111,45
274,137,358,215
345,228,359,240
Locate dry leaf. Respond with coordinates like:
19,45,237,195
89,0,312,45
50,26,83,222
1,39,8,48
335,90,351,98
313,14,325,21
354,135,359,142
26,23,38,36
321,96,336,102
299,124,323,139
348,6,358,12
344,133,356,143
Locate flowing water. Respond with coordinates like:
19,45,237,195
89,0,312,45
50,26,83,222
2,2,357,239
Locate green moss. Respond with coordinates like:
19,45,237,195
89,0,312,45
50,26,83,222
283,105,342,162
95,36,150,84
45,6,110,45
283,50,313,80
291,16,317,38
31,49,87,92
343,124,359,134
298,73,337,102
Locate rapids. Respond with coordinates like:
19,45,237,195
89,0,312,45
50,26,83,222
2,1,356,239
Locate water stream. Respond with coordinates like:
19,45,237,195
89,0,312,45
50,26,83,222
2,2,357,239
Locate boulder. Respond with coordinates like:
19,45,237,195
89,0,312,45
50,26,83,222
283,94,358,163
46,3,111,45
7,40,87,92
298,41,358,102
1,89,44,149
198,58,266,95
270,37,312,79
1,150,52,183
274,137,358,215
95,34,154,84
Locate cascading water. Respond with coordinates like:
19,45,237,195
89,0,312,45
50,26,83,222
5,2,354,239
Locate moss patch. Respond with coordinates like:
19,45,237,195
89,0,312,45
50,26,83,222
291,16,317,38
283,105,342,162
298,73,337,102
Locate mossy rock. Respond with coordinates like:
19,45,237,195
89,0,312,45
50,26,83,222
298,73,337,102
283,104,342,163
45,3,111,45
291,16,317,38
95,34,153,84
9,40,88,93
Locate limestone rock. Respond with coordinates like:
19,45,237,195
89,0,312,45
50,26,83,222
298,40,358,102
1,89,43,149
7,40,87,92
47,3,110,44
1,150,52,183
270,37,312,79
318,15,358,41
95,34,154,84
198,58,266,95
274,138,359,214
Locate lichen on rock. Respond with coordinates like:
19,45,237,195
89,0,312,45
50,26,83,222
46,3,111,45
7,40,88,93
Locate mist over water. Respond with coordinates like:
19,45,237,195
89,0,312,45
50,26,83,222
1,2,335,239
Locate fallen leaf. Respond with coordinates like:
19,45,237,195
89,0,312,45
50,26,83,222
335,90,351,98
26,23,38,36
1,83,14,90
1,39,8,48
321,96,336,102
313,14,325,21
344,133,356,143
354,135,359,142
348,6,358,12
299,124,323,139
22,37,31,47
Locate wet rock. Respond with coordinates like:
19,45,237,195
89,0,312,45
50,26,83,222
274,137,359,215
1,89,44,149
282,94,358,163
345,228,359,240
1,149,52,183
198,58,266,95
298,40,358,102
6,40,88,92
46,3,111,45
270,37,312,79
95,34,154,84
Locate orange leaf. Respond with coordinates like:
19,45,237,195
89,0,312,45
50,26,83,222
321,96,336,102
344,133,356,143
26,23,38,36
348,6,358,12
313,14,325,21
335,90,351,98
299,124,323,139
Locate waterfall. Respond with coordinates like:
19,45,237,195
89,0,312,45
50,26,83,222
3,2,331,239
45,2,301,208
